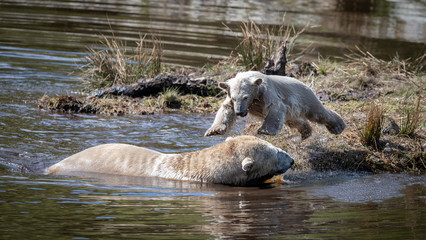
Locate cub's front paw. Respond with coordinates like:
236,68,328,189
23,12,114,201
204,126,226,136
257,127,276,136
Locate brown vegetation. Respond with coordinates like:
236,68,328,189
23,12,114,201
38,93,223,116
359,101,385,149
82,34,163,90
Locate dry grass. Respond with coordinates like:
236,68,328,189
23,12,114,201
82,34,163,90
359,101,385,149
344,47,426,77
399,93,423,137
228,17,306,71
307,47,425,102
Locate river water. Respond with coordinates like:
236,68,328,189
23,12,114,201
0,0,425,239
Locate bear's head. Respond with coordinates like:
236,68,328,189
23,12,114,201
210,136,294,186
219,73,263,117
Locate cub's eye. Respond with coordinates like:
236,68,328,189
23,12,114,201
243,96,248,100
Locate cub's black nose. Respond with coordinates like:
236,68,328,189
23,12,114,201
236,111,248,117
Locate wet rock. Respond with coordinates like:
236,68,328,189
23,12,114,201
383,143,392,153
382,118,400,135
287,62,318,78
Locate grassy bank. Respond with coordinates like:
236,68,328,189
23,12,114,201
250,51,425,174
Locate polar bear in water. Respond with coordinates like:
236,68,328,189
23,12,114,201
48,136,294,186
205,71,346,140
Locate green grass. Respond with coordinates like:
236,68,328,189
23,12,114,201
158,87,181,108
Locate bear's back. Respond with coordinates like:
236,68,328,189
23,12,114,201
48,143,162,175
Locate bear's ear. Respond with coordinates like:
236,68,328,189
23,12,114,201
253,78,263,86
242,157,254,172
218,82,230,92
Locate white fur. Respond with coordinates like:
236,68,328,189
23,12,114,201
205,71,346,140
48,136,294,186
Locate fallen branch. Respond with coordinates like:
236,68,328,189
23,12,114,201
262,41,288,76
92,74,223,98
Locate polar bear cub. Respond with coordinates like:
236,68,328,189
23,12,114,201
205,71,346,140
47,136,294,186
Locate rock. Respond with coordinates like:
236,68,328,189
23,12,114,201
382,119,400,135
287,62,318,78
383,143,392,153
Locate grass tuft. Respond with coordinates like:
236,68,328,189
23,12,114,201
158,87,181,108
399,93,423,137
82,34,163,90
360,101,385,149
230,17,306,71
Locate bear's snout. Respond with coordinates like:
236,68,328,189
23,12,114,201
276,150,294,174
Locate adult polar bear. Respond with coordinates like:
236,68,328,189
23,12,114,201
205,71,346,139
48,136,294,186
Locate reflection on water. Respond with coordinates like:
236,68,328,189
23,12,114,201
309,172,426,203
1,0,425,66
0,0,425,239
1,173,425,239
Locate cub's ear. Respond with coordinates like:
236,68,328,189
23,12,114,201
242,157,254,172
218,82,230,92
253,78,263,86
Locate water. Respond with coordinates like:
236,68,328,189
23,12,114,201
0,0,425,239
1,173,425,239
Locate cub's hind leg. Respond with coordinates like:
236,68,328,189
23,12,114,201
306,107,346,135
286,118,312,140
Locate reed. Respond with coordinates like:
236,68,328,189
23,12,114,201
82,34,163,90
399,93,423,137
360,101,385,149
233,17,305,71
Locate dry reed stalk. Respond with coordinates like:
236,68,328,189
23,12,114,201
82,33,163,90
399,93,423,137
232,17,306,71
360,101,385,149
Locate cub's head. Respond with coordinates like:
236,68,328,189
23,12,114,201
212,136,294,186
219,72,263,117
